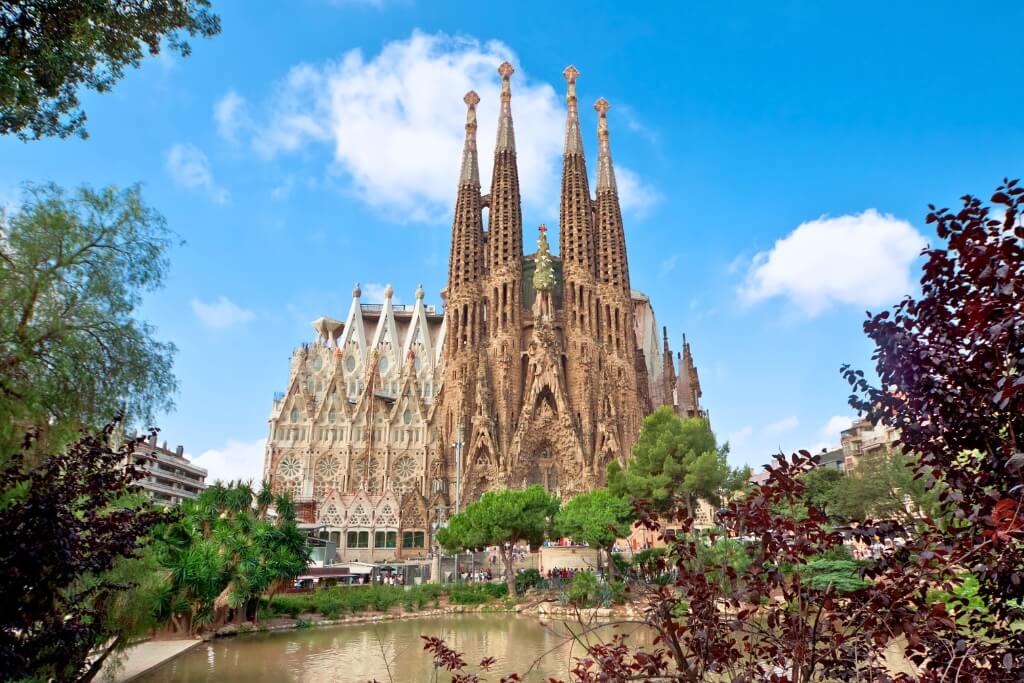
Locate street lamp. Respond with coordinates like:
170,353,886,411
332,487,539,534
452,422,465,515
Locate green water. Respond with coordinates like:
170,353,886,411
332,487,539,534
134,614,650,682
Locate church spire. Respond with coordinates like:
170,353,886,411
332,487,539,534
594,97,629,293
459,90,481,187
495,61,516,152
446,91,484,294
559,65,596,279
487,61,523,272
595,97,617,194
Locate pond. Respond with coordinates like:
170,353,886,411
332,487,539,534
134,614,652,682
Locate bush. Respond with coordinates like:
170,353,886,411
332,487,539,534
799,559,870,593
515,569,543,594
567,571,599,607
447,583,508,605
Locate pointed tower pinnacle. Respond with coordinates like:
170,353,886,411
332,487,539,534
594,97,629,293
563,65,584,155
495,61,516,152
559,65,596,279
459,90,481,187
447,91,485,293
487,61,523,273
595,97,617,193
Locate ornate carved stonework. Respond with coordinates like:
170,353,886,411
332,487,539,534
262,64,706,561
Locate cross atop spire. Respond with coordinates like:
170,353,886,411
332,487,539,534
495,62,516,152
594,97,617,193
459,90,481,187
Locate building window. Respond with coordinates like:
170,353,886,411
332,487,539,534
328,409,336,423
402,531,425,548
403,408,412,425
290,407,299,422
375,531,397,548
346,355,356,372
347,530,369,548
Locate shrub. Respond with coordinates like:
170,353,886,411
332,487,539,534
799,559,870,593
447,583,508,605
567,571,598,607
515,569,543,594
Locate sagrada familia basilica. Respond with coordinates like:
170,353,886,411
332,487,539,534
263,63,705,561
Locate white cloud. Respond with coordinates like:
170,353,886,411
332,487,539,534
214,91,249,144
765,416,799,434
165,143,229,204
225,31,653,224
271,176,295,201
726,425,753,447
191,296,255,329
821,415,853,438
615,165,662,217
361,282,402,305
190,438,266,484
739,209,926,316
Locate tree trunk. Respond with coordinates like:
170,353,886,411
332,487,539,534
605,547,616,582
502,546,516,597
79,635,122,683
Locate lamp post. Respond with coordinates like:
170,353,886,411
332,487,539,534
452,422,465,515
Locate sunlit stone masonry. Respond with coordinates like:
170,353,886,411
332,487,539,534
263,63,706,562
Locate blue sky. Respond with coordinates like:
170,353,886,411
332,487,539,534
3,1,1020,481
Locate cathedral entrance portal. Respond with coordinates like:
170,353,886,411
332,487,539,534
526,445,560,495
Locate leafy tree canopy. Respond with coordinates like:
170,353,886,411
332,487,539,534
0,183,178,457
607,406,735,515
1,1,220,139
437,485,559,595
0,418,164,682
152,481,309,635
555,488,632,580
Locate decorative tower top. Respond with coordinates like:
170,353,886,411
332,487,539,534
416,283,425,300
495,61,516,152
533,224,555,292
353,282,362,298
594,97,617,193
562,65,583,155
459,91,481,187
384,283,394,300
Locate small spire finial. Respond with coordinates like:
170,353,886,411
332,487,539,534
459,91,481,186
384,283,393,300
416,283,424,300
563,65,580,101
495,62,516,151
594,98,616,193
353,282,362,298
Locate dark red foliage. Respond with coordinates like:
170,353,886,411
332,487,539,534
0,417,165,681
423,181,1024,681
843,179,1024,676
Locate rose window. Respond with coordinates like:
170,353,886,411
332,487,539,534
393,455,416,480
278,455,301,480
316,455,341,480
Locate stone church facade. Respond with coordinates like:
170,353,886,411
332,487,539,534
263,63,704,562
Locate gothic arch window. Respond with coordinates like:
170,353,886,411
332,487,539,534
349,503,372,527
328,409,337,423
376,503,399,528
345,355,356,372
318,502,343,527
379,356,389,374
290,407,299,422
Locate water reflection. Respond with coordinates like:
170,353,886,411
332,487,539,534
135,614,652,682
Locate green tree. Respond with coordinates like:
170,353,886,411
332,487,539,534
607,406,731,518
153,482,308,634
1,1,220,140
437,485,559,597
555,488,632,581
829,450,937,524
801,467,844,513
0,183,178,458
